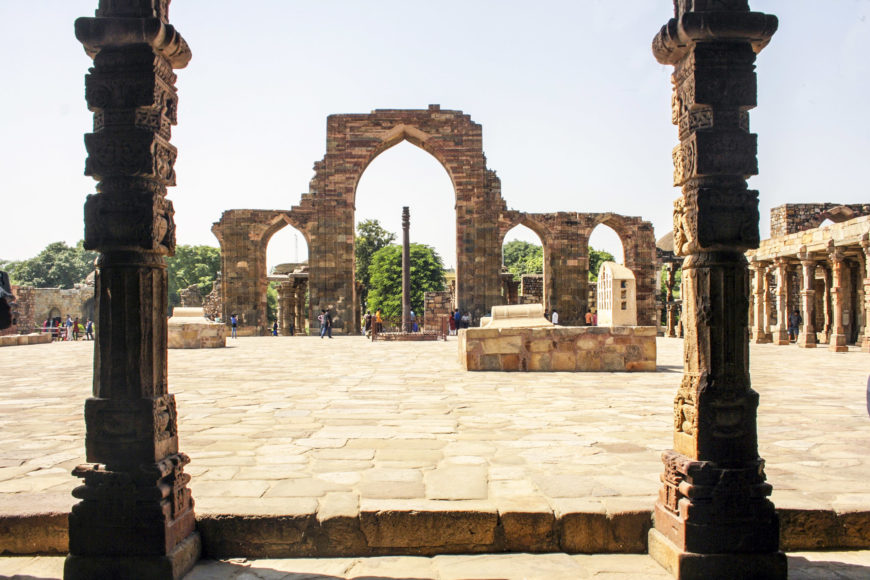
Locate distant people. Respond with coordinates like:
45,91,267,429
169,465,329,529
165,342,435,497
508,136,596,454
43,319,49,334
272,321,279,336
230,314,238,339
448,312,456,336
85,319,94,341
65,315,73,341
454,309,462,332
585,310,593,325
592,311,598,326
319,308,333,339
289,321,295,336
551,310,559,325
72,317,80,341
461,311,471,329
788,309,802,343
364,311,372,337
409,310,416,332
375,309,383,333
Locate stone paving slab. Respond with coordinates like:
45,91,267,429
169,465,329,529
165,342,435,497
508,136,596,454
2,551,870,579
0,337,868,555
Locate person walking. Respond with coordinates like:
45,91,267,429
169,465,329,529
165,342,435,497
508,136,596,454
585,310,593,325
85,319,94,341
375,308,383,334
448,312,456,336
551,309,559,325
453,309,461,333
787,309,802,343
65,315,73,341
272,321,279,336
319,309,333,339
364,311,372,337
230,314,238,339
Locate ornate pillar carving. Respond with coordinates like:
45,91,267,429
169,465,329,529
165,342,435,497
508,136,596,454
862,236,870,353
797,250,817,348
750,260,771,343
68,2,198,579
651,2,783,578
771,258,790,345
828,243,849,352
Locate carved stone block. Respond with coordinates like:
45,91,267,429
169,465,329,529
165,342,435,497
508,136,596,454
84,395,179,468
84,191,175,253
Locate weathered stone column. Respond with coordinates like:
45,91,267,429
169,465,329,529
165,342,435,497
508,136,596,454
797,250,817,348
401,206,411,333
750,260,771,343
68,2,198,579
277,281,293,336
828,243,849,352
666,263,678,338
862,236,870,353
771,258,790,345
651,2,783,578
295,279,308,335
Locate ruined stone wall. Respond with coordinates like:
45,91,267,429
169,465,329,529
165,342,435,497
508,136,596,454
24,286,95,327
203,277,221,321
212,209,313,335
423,291,453,332
770,203,870,238
520,275,543,303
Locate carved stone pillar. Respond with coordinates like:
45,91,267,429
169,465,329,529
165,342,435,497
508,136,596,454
295,279,307,335
771,258,790,345
651,3,783,578
862,236,870,353
750,261,771,343
277,281,293,336
797,251,817,348
68,2,198,579
828,243,849,353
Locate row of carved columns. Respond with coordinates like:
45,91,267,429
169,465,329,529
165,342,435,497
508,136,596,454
276,278,308,335
749,239,869,352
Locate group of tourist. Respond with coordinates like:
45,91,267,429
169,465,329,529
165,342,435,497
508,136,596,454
448,310,471,335
43,315,94,341
585,310,598,326
363,309,383,337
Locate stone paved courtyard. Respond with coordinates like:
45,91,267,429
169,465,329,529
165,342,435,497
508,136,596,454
1,336,868,518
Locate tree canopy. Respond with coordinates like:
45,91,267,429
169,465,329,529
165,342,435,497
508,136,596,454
502,240,543,280
588,247,615,282
2,241,97,289
165,245,221,309
355,219,396,310
366,243,445,321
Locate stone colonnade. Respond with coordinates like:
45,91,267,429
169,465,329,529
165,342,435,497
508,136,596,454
746,216,870,352
69,1,199,578
650,1,784,578
275,276,308,336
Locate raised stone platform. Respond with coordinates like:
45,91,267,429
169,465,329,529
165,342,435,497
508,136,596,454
459,326,657,371
373,331,443,342
168,307,226,349
0,333,52,347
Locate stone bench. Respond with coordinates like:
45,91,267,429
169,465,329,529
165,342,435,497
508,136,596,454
481,303,552,329
459,326,657,372
168,307,227,349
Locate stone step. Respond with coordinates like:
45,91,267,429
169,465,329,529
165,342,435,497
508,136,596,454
3,506,869,557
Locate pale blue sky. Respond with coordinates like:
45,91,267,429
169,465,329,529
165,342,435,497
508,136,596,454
1,1,868,270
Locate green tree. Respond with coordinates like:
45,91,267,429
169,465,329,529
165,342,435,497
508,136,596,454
355,219,396,310
502,240,543,280
588,247,615,282
4,241,97,288
367,243,445,321
166,245,221,309
266,282,278,323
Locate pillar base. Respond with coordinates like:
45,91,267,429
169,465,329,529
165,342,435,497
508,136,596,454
796,335,817,348
772,329,790,345
829,334,849,352
648,529,786,580
752,333,772,344
64,531,200,580
863,339,870,353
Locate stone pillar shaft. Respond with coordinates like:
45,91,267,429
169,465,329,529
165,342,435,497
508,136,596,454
797,255,816,348
650,3,783,578
862,238,870,353
401,207,411,332
666,264,678,338
751,262,771,343
772,259,790,344
68,2,199,578
828,245,849,352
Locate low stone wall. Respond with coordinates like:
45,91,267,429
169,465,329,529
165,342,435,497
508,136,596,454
0,333,53,347
459,326,656,372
